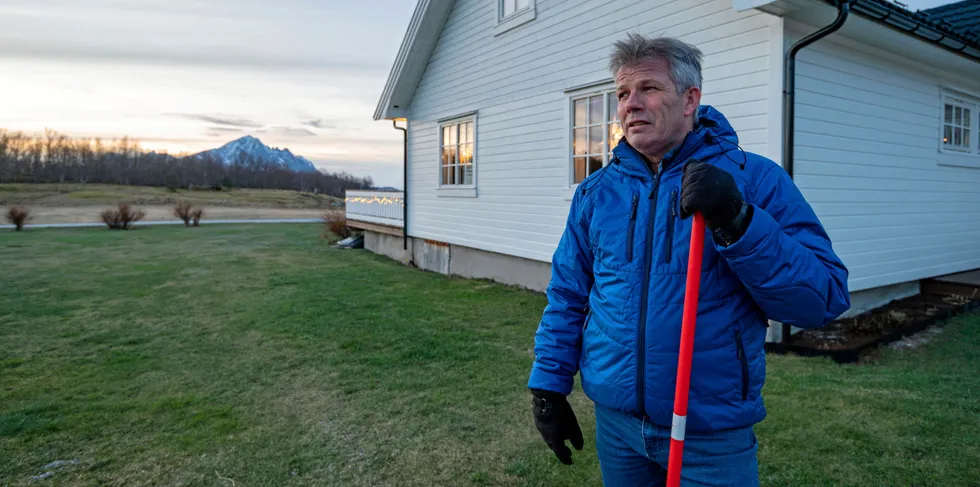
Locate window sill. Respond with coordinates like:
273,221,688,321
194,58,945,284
436,186,477,198
938,148,980,169
561,186,577,201
493,8,535,37
938,158,980,169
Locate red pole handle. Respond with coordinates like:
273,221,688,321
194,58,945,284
666,212,706,487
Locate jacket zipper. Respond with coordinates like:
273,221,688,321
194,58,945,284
626,193,639,262
664,189,677,263
636,177,659,415
735,323,748,401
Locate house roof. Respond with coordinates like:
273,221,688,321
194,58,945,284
923,0,980,36
373,0,455,121
827,0,980,61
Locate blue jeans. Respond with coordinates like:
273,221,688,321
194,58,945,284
594,404,759,487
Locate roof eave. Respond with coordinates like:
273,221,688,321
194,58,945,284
373,0,456,121
830,0,980,62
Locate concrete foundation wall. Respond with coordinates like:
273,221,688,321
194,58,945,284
364,231,413,264
363,230,550,291
449,244,551,293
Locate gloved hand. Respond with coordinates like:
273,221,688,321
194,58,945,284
530,389,584,465
680,159,751,244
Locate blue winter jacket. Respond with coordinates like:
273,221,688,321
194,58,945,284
528,105,850,432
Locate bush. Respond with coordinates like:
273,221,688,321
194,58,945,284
174,200,193,226
5,205,29,231
323,210,352,241
174,201,204,227
191,208,203,227
101,203,146,230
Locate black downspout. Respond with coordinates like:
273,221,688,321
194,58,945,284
781,0,852,348
393,120,408,251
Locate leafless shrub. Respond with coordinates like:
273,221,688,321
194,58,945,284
323,210,352,241
191,208,203,227
101,203,145,230
5,205,29,231
174,200,193,226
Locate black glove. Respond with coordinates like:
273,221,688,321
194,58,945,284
680,160,751,244
530,389,584,465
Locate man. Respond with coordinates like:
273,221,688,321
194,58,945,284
527,33,850,486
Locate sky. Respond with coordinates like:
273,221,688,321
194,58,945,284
0,0,416,188
0,0,960,188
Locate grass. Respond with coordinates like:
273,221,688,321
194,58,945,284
0,183,341,209
1,225,978,486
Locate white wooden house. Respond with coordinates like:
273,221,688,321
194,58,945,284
348,0,980,343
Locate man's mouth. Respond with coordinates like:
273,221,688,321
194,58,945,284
628,120,650,128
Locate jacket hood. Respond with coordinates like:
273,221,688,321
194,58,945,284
612,105,741,180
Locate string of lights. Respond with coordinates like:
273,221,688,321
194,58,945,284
345,196,404,206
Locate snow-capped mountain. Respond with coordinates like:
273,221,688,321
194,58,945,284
193,135,318,173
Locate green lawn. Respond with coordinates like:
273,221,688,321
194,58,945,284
0,183,341,208
1,225,977,486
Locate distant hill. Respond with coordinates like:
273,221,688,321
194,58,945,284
193,135,318,173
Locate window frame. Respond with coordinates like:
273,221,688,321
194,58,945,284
436,112,478,198
494,0,535,36
500,0,532,19
563,81,624,191
940,90,977,155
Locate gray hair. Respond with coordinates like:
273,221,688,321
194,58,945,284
609,33,703,95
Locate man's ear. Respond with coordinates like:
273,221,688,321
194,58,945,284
684,87,701,118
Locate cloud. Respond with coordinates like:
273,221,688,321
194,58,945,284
302,118,324,128
275,127,317,137
205,126,245,137
173,113,262,128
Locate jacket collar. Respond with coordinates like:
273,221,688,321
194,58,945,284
612,105,739,181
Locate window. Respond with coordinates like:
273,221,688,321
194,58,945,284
942,92,976,153
501,0,531,18
440,117,475,187
494,0,535,36
570,89,623,184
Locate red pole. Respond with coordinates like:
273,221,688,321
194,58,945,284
666,212,706,487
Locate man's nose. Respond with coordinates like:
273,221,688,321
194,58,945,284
622,90,643,112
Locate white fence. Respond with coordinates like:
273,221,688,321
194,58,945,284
345,190,404,228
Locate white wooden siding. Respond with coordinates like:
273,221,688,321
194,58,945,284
788,22,980,292
406,0,780,263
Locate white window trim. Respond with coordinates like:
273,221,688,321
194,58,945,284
938,87,980,170
437,111,478,198
493,0,535,37
561,79,621,200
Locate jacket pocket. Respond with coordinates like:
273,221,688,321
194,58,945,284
664,189,678,263
626,193,639,262
734,323,748,401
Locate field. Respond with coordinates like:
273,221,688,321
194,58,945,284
1,224,978,486
0,184,341,224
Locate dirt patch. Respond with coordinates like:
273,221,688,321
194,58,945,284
792,292,976,352
24,206,326,224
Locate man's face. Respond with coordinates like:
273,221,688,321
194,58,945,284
615,58,700,162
